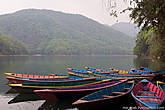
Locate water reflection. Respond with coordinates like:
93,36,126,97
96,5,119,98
38,100,77,110
7,90,136,110
7,90,77,110
133,57,165,71
8,93,42,104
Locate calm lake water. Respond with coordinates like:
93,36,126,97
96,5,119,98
0,55,165,110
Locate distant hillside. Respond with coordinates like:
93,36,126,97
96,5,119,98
0,33,29,55
111,22,140,37
0,9,134,55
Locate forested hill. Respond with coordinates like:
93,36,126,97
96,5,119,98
0,9,134,55
111,22,140,37
0,33,29,55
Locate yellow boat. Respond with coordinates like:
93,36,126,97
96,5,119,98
4,72,69,79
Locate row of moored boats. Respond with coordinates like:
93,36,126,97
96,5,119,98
4,67,165,109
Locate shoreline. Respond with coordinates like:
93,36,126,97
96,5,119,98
0,54,136,57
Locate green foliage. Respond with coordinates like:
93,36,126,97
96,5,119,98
134,28,165,61
107,0,165,60
149,33,165,61
127,0,165,61
128,0,165,32
0,33,29,55
133,28,154,56
0,9,134,55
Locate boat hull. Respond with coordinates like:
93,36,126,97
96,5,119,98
4,72,68,79
69,71,154,80
73,80,135,110
131,79,164,109
6,77,97,85
35,79,127,101
8,79,114,93
73,92,134,110
35,89,102,101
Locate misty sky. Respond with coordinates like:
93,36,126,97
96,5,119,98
0,0,131,25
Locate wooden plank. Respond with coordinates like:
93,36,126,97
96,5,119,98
126,81,134,83
136,96,161,99
112,92,125,94
72,100,89,105
136,91,156,94
124,88,130,90
102,95,114,98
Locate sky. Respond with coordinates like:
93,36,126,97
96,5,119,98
0,0,131,25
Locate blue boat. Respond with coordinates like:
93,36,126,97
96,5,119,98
68,68,154,79
85,66,117,74
73,80,134,110
131,68,153,75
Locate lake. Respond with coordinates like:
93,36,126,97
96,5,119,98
0,55,165,110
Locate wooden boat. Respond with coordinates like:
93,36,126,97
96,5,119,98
132,68,165,77
131,68,153,75
157,81,165,93
8,79,105,88
93,71,154,78
134,67,153,73
85,66,142,74
69,70,154,80
72,80,134,110
69,67,128,75
69,68,154,79
7,79,112,93
67,68,91,74
6,76,96,84
85,67,118,74
34,79,127,101
68,71,107,79
109,68,137,74
85,66,103,71
131,79,164,109
4,72,68,79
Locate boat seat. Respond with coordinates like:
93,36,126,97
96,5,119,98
112,92,125,95
136,96,161,99
124,88,130,90
136,91,156,94
126,81,133,83
141,87,150,90
102,95,114,98
143,101,159,106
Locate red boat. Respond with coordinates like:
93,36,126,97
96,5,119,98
131,79,164,109
34,79,127,101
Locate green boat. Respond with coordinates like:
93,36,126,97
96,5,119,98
21,79,99,87
7,79,113,93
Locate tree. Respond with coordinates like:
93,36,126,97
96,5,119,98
133,28,154,57
129,0,165,61
106,0,165,61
